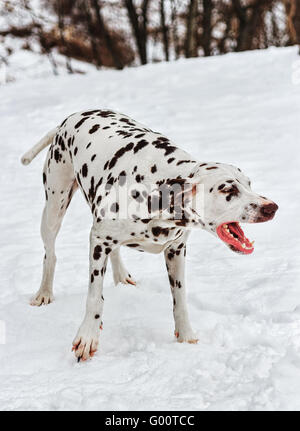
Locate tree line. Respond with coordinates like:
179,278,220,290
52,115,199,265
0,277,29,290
1,0,300,72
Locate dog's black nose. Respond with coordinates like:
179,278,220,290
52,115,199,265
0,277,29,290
260,203,278,219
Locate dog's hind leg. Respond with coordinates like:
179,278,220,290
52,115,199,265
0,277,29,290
110,248,136,286
31,152,77,306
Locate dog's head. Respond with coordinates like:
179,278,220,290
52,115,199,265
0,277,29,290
192,163,278,254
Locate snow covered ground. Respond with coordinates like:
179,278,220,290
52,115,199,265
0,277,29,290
0,46,299,411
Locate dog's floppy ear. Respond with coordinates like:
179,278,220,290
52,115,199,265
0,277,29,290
165,178,198,204
147,177,203,224
160,178,202,223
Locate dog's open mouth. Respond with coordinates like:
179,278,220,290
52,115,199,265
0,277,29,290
216,222,254,255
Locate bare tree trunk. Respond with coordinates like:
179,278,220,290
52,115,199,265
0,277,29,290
202,0,213,56
271,8,281,46
124,0,150,65
185,0,199,58
22,0,58,75
233,0,274,52
81,1,102,69
141,0,150,63
160,0,169,61
90,0,124,69
170,0,180,59
232,0,248,51
56,0,73,73
290,0,300,52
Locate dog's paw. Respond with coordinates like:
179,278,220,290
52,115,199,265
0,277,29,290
30,290,54,306
113,271,136,287
175,329,198,344
72,325,100,362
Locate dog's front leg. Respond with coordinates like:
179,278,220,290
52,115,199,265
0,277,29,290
72,227,113,361
164,236,198,344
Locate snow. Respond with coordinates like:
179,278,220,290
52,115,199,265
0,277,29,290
0,46,300,411
0,35,95,84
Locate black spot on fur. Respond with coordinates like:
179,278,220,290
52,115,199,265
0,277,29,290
60,117,68,127
82,164,88,177
152,140,176,156
97,110,115,118
54,149,62,163
116,130,132,139
93,245,102,260
89,124,100,134
75,117,89,129
167,251,175,260
151,165,157,173
152,226,169,237
134,139,149,153
169,275,175,287
177,160,195,166
82,110,100,116
58,136,66,151
109,142,134,169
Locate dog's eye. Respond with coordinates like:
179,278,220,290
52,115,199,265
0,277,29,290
219,186,236,193
219,184,240,201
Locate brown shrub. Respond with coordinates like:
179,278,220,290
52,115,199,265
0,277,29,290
42,25,134,67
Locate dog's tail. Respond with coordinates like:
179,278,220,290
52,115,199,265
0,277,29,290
21,127,58,166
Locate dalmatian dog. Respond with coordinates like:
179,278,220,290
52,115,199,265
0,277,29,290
21,110,278,362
